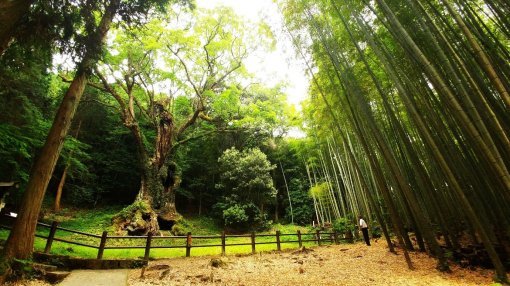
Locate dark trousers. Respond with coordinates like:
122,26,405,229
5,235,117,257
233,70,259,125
361,227,370,246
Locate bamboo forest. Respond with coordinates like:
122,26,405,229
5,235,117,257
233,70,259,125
0,0,509,285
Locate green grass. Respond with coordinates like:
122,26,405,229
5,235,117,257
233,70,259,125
0,208,340,260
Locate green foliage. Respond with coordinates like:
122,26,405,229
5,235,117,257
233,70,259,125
285,178,314,225
170,224,186,236
0,253,10,276
370,222,382,238
236,85,291,136
309,182,330,198
170,217,193,236
213,196,271,231
45,207,120,234
59,93,141,206
210,86,242,121
269,223,312,234
216,147,276,202
332,217,355,234
222,204,249,227
0,42,55,184
11,258,38,279
213,147,276,231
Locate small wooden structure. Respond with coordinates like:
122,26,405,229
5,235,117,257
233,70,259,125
0,181,19,212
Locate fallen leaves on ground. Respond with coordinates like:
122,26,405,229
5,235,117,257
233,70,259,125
129,240,503,286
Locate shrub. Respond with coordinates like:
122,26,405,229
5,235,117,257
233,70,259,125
332,217,355,234
223,204,249,227
170,224,186,236
213,196,270,231
371,222,382,238
170,217,191,236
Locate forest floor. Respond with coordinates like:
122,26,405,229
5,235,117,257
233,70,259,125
8,239,505,286
126,239,502,286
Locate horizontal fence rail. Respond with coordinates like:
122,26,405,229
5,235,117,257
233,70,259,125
0,215,350,260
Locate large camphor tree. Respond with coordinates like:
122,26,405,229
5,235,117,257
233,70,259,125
89,7,274,234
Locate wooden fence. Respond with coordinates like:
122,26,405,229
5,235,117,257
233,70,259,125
0,216,346,260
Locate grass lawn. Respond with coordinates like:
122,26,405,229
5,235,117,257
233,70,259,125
0,207,340,260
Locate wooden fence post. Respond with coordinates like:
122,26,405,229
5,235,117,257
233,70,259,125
251,232,256,254
221,231,226,256
276,230,281,251
44,221,59,254
97,231,108,259
186,232,192,257
333,231,339,245
297,230,302,248
316,230,321,246
144,232,153,261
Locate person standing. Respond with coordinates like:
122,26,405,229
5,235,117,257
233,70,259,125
359,215,371,246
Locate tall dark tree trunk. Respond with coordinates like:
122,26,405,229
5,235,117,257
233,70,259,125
4,70,87,259
3,0,119,260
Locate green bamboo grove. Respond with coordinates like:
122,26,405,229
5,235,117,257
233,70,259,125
278,0,510,281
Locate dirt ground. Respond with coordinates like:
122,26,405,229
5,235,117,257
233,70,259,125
128,240,503,286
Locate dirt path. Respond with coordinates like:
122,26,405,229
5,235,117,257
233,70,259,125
129,240,501,286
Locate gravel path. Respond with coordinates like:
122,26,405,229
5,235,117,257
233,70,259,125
59,269,128,286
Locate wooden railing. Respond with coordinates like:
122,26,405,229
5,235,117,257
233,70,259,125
0,216,346,260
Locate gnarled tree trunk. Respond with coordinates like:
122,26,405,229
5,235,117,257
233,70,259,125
139,160,180,231
114,161,179,235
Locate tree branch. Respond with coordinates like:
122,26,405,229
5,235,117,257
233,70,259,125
81,98,119,110
92,68,129,119
176,104,204,138
168,45,202,97
171,128,236,152
209,61,242,90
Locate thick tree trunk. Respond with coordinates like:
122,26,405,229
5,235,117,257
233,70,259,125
115,102,180,234
157,161,180,225
158,191,178,224
3,0,119,260
118,160,179,235
4,71,88,259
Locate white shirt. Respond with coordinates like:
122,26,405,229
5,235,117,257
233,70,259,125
359,218,367,228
